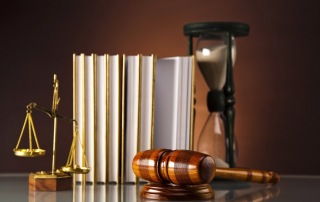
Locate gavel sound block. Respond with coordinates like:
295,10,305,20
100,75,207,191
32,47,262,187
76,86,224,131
132,149,280,200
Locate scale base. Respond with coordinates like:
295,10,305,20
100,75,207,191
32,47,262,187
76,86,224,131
29,171,72,191
141,183,214,201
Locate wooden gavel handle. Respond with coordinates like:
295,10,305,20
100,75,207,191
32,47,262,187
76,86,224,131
215,167,280,184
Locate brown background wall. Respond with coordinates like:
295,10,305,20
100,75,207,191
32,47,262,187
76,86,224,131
1,0,320,175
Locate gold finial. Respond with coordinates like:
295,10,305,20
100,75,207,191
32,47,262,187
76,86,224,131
52,74,60,117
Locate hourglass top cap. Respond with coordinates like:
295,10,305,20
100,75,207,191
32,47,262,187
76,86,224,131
183,22,250,37
132,149,215,185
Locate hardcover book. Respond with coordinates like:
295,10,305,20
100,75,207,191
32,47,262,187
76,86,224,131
73,54,194,184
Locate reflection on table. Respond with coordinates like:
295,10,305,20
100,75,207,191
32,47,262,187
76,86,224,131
3,174,320,201
28,179,280,202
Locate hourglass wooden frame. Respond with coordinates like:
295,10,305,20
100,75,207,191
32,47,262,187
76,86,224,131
183,22,249,167
13,74,90,191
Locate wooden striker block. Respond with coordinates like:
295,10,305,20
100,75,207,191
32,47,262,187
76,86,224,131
29,172,72,191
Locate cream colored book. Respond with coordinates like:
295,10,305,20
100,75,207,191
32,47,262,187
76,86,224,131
74,54,86,182
122,55,141,183
139,55,156,152
154,56,195,150
122,54,156,183
96,54,108,183
74,53,156,184
84,54,96,183
108,54,121,183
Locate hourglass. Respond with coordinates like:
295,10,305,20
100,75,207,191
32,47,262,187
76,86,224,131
184,22,249,168
13,74,90,191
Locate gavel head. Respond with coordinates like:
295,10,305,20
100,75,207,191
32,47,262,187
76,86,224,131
132,149,215,185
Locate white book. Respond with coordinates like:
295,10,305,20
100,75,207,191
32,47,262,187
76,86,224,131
74,54,85,182
139,55,155,152
96,54,108,183
108,55,121,183
154,56,195,150
123,55,141,183
84,54,96,183
74,53,156,184
122,55,156,183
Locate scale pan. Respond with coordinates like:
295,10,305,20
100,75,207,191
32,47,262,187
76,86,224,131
60,165,90,174
13,148,46,157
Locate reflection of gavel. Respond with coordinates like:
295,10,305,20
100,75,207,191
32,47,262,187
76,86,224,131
132,149,279,185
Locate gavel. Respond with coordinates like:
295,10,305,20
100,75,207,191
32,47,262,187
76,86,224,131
132,149,279,185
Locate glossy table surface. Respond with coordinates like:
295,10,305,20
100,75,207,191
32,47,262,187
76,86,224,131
0,174,319,201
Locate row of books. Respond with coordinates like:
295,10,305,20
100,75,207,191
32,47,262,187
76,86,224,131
73,53,195,184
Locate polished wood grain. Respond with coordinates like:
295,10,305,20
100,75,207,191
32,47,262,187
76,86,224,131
29,172,72,191
140,183,214,201
132,149,215,185
215,167,280,184
132,149,279,185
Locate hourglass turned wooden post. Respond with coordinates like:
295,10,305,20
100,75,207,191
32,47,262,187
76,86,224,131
183,22,250,167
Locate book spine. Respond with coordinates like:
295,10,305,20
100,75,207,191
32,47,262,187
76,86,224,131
189,56,195,150
73,53,158,184
84,54,96,183
72,54,76,184
105,54,110,183
96,54,108,183
150,55,157,149
139,55,156,152
74,53,86,182
108,55,121,183
120,55,126,184
123,55,141,183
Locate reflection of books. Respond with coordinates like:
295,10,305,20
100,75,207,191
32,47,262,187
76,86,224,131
73,54,194,184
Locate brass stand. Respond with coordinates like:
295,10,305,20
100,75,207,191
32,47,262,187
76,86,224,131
13,74,90,192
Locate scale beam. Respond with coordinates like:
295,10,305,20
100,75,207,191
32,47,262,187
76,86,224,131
13,74,90,191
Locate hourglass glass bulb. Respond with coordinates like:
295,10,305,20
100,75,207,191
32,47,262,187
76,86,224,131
195,33,237,168
196,33,236,91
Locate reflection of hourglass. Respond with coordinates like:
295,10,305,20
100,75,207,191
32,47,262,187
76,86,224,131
184,22,249,167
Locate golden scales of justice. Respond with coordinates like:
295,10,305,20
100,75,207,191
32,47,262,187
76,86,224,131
13,74,90,191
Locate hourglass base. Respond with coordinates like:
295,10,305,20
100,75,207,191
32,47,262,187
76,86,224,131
29,171,72,191
140,183,214,201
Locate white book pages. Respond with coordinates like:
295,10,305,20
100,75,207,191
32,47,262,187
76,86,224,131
124,55,140,183
185,57,193,149
180,57,193,149
108,55,120,183
154,56,194,150
177,58,186,150
96,55,107,183
154,58,180,150
139,55,155,152
74,54,85,182
84,54,95,183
